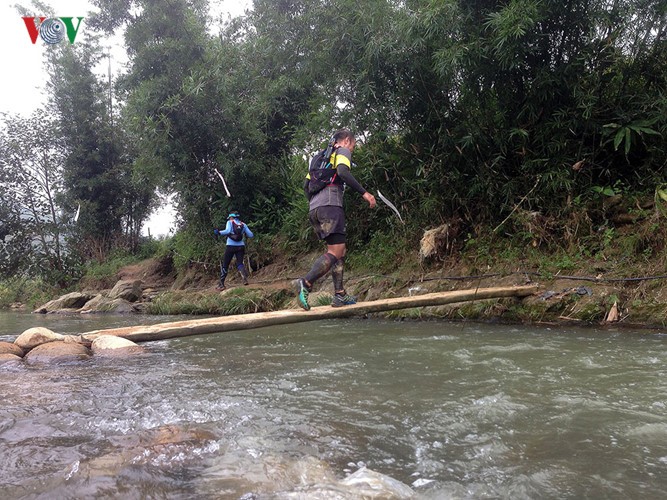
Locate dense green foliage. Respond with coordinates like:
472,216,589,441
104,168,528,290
120,0,665,239
1,0,665,284
0,113,68,282
49,42,156,259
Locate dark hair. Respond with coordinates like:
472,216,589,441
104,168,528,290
333,128,354,143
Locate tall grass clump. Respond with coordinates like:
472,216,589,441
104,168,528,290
0,277,60,310
80,251,142,289
146,288,290,316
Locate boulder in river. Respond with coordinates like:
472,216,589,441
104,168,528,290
340,466,415,498
33,291,96,314
91,335,145,356
0,341,24,357
23,341,91,364
76,424,218,477
80,295,137,314
108,280,143,302
0,353,23,365
15,327,65,350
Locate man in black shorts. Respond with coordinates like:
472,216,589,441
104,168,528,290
296,129,376,310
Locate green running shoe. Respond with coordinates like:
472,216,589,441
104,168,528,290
332,293,356,307
296,279,311,310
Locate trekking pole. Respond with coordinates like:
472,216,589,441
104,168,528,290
213,228,224,286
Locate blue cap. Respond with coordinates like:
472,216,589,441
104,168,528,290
228,213,239,219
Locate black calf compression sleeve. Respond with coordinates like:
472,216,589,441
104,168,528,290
331,257,345,293
305,253,337,285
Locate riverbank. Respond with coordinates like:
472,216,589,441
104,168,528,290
12,241,666,331
137,242,667,330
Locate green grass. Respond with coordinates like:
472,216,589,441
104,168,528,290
146,287,290,315
82,254,141,284
313,294,334,307
0,277,59,310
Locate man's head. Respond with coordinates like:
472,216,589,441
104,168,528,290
228,212,240,219
333,129,356,151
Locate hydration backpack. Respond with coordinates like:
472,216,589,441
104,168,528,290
229,220,244,242
306,138,339,196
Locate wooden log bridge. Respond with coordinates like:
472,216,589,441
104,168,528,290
80,285,539,343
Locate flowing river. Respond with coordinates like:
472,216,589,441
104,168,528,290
1,311,667,498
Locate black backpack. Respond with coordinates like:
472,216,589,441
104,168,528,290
306,139,338,196
229,220,244,242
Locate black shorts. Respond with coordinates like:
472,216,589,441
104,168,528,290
309,205,346,245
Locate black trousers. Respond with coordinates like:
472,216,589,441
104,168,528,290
220,245,246,283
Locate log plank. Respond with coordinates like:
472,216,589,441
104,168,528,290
80,285,539,343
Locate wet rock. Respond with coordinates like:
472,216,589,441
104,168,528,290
15,327,65,350
77,424,218,477
23,341,91,364
202,453,338,497
33,291,95,314
78,294,108,313
109,280,143,302
127,424,218,448
0,341,24,357
80,295,137,314
340,467,415,498
132,302,150,313
91,335,145,356
250,462,415,499
63,334,87,345
0,353,22,365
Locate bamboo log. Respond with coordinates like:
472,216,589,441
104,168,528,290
80,285,538,343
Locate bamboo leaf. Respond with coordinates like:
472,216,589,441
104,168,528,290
630,126,660,136
613,129,624,151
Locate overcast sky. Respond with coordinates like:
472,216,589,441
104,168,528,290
1,0,250,236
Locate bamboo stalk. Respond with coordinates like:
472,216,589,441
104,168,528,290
80,285,538,343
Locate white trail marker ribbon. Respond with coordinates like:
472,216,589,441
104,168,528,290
214,168,232,197
377,190,404,224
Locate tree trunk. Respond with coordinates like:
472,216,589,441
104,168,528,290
79,285,539,343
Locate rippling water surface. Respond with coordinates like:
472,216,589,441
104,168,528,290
2,312,667,498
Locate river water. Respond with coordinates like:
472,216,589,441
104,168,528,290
1,311,667,499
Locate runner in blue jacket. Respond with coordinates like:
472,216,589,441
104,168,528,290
214,212,254,291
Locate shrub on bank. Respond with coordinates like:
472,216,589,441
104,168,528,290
78,238,174,289
0,277,59,310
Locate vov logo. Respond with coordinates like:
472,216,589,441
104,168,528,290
22,17,84,45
